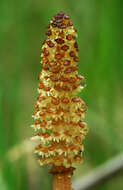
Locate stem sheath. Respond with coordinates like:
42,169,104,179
50,166,75,190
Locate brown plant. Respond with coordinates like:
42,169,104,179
31,11,88,190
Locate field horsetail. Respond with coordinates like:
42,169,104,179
31,12,88,190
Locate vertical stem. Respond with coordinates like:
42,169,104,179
50,166,75,190
53,172,73,190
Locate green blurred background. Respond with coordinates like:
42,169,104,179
0,0,123,189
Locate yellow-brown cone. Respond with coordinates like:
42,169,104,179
31,11,88,169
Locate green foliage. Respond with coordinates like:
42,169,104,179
0,0,123,189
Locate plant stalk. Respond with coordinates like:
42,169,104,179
50,166,75,190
